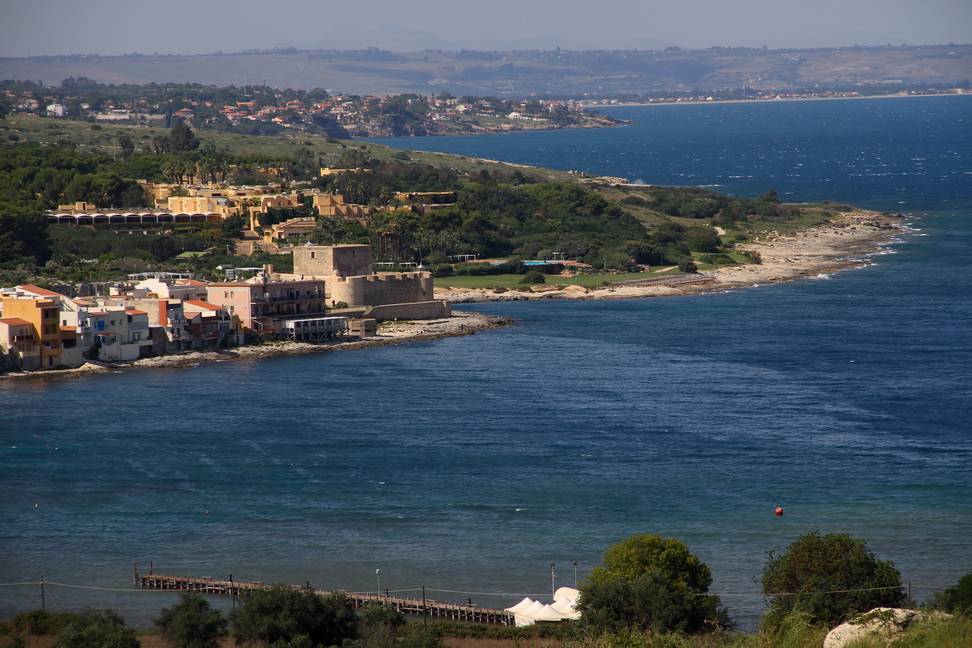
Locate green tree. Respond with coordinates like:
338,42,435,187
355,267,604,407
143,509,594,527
169,124,200,153
155,592,227,648
587,534,712,593
230,585,356,648
53,609,139,648
677,258,698,274
0,201,51,268
579,571,721,634
118,136,135,161
578,534,724,634
761,531,906,627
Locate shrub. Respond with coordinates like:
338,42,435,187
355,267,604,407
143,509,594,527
578,534,727,634
520,270,546,284
230,586,356,648
761,531,906,627
932,569,972,616
53,609,139,648
155,592,227,648
5,610,84,635
677,259,698,274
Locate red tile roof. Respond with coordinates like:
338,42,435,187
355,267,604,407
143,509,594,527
16,284,63,297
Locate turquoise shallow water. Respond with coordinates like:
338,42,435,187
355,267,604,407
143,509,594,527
1,96,970,630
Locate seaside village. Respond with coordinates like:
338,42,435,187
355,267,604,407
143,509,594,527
0,245,452,372
0,171,485,372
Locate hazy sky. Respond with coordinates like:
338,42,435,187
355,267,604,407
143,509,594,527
2,0,970,56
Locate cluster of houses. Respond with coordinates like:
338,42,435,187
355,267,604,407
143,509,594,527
0,245,450,372
4,83,589,134
50,183,456,255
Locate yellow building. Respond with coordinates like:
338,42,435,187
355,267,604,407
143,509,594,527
0,285,65,369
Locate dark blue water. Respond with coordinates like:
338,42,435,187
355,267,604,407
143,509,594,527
2,96,970,630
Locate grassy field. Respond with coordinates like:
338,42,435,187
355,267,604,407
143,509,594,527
0,115,577,182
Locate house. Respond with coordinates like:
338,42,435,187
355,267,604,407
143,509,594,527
182,300,242,347
204,274,328,339
265,217,317,243
0,317,39,370
312,194,371,220
0,285,66,369
84,307,150,362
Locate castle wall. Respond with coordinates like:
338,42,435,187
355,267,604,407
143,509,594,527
327,272,433,307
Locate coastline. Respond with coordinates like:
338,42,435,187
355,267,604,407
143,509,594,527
435,209,902,303
0,311,513,380
0,210,901,381
586,90,970,110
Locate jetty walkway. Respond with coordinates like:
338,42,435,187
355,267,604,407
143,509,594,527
133,569,514,625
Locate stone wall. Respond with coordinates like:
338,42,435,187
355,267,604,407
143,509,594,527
293,244,373,278
329,273,434,307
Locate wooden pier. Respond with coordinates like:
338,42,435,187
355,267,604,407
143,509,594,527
132,567,514,625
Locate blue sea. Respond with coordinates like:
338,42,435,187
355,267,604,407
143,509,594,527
2,95,970,631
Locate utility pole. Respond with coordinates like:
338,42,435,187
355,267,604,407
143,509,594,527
376,568,380,597
40,575,45,610
550,563,556,599
573,562,578,588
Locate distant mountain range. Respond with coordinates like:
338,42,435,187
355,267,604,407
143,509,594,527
2,44,969,97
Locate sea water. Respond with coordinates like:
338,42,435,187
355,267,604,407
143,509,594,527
1,96,970,630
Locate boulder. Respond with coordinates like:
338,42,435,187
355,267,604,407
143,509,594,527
824,608,948,648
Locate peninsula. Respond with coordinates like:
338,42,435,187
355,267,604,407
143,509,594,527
0,119,902,379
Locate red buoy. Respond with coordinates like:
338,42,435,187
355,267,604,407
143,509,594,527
775,507,784,516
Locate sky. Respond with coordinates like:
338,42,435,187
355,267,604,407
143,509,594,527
2,0,970,57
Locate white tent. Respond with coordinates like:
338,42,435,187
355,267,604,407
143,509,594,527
505,597,536,614
506,588,581,626
554,587,580,602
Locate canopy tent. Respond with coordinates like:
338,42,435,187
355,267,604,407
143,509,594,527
505,587,581,626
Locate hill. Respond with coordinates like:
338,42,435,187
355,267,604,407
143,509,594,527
2,44,970,97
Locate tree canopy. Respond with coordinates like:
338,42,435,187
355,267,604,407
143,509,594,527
586,533,712,593
229,585,356,648
578,534,725,634
155,592,227,648
761,531,906,626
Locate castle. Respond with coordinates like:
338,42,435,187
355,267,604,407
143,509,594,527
289,245,450,321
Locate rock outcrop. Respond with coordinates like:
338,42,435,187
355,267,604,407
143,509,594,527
824,608,950,648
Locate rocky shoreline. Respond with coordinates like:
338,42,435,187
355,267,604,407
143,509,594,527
0,311,512,380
